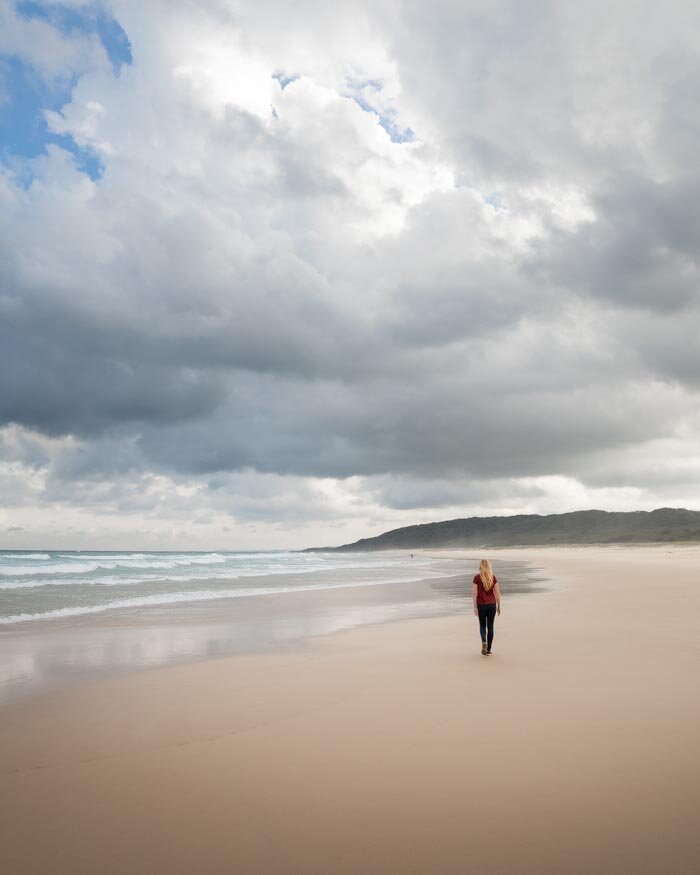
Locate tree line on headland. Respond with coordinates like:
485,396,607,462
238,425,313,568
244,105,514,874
304,508,700,552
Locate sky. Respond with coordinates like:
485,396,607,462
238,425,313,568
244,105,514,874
1,0,700,550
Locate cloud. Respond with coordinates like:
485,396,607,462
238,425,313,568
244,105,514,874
1,0,700,548
0,2,108,83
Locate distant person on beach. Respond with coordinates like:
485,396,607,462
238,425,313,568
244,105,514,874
473,559,501,655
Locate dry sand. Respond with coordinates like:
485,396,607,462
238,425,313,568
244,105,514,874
1,545,698,874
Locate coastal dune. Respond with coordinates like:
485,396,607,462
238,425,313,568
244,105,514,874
1,546,698,874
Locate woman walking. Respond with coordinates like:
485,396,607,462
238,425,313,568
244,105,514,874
473,559,501,655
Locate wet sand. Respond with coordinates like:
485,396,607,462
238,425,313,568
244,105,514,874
1,545,698,874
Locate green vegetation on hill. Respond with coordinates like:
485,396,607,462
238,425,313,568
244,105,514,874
304,508,700,551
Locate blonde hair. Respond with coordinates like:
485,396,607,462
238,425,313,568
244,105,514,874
479,559,494,591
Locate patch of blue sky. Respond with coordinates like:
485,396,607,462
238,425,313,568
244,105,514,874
349,94,414,144
52,133,105,179
347,77,383,93
94,9,132,73
0,54,104,183
344,76,414,144
272,70,298,90
1,2,132,182
0,56,83,173
484,191,507,210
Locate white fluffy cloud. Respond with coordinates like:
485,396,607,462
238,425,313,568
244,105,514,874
1,0,700,548
0,0,108,81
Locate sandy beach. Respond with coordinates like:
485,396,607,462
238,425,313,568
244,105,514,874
1,545,698,874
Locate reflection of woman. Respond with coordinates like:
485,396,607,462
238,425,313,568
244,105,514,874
472,559,501,656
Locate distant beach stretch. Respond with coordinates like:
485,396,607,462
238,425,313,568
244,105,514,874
1,545,698,874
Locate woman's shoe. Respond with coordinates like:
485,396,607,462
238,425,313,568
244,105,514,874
481,642,488,655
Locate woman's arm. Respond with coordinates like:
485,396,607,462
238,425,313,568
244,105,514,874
472,582,478,616
494,582,501,615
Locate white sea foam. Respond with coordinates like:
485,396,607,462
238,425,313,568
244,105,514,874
0,552,305,577
0,570,248,590
0,553,51,560
0,557,228,576
0,553,428,589
0,562,103,576
0,574,428,624
51,551,293,562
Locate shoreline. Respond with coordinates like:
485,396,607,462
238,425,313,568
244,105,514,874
0,554,543,707
2,545,698,873
0,573,465,707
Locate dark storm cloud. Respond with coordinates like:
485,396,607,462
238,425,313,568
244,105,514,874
526,174,700,312
125,368,678,483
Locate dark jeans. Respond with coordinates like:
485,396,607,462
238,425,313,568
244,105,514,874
477,603,497,649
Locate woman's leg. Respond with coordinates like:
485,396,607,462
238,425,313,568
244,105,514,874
484,605,496,652
477,604,488,643
486,604,496,651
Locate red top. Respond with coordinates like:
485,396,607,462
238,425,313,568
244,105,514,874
474,573,498,605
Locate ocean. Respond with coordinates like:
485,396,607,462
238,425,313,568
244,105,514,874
0,549,456,625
